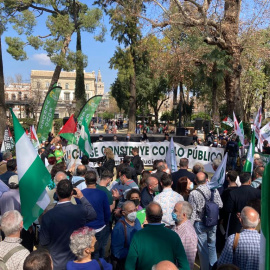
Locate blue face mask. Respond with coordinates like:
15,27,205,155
189,182,194,190
172,212,178,222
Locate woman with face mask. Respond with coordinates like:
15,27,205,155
111,201,142,270
67,227,112,270
175,176,194,201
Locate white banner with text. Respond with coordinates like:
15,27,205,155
64,142,225,173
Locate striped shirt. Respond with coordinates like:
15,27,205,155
173,220,198,270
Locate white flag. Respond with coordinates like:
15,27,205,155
208,153,228,189
233,112,244,145
165,137,177,173
258,122,270,151
254,106,262,139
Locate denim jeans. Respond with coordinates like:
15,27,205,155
194,222,217,270
228,156,237,170
92,225,110,260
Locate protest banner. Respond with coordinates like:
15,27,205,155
64,142,224,173
37,84,62,142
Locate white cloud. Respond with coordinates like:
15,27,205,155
32,53,52,66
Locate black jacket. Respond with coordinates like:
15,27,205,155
39,197,96,270
224,185,261,236
131,155,143,175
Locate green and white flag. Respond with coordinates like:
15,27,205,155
259,160,270,270
77,95,102,127
10,109,51,230
239,121,245,146
243,130,255,173
78,118,92,157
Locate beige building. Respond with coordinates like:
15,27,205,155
5,83,32,118
31,69,104,118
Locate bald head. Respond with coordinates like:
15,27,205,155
152,261,178,270
76,165,86,176
54,171,67,185
195,172,207,185
146,202,163,223
240,206,260,229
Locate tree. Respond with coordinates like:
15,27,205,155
140,0,270,117
3,0,104,91
74,28,87,116
98,0,144,133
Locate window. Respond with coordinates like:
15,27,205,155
12,94,16,100
58,82,61,87
85,84,89,90
24,94,28,100
64,92,70,101
65,83,69,89
46,82,50,88
18,91,22,101
37,82,41,88
86,94,89,100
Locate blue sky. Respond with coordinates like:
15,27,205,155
2,2,119,93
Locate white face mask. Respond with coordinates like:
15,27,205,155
56,146,60,149
127,212,137,222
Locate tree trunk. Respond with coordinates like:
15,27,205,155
173,85,178,125
154,107,159,124
222,0,243,118
75,28,86,117
212,62,220,124
128,73,136,133
48,35,72,90
0,35,6,142
261,91,266,121
179,81,183,127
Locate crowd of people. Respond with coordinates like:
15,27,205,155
0,131,267,270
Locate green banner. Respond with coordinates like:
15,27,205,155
77,95,102,127
37,84,62,142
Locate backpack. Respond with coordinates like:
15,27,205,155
0,246,26,270
196,189,219,227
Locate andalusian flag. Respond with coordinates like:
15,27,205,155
78,118,92,157
243,130,255,173
10,109,50,230
58,114,77,144
260,160,270,270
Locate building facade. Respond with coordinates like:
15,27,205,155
31,69,104,118
5,83,32,118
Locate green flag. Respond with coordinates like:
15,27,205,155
10,109,51,230
238,121,245,146
37,84,62,142
77,95,102,127
260,161,270,270
78,118,92,157
243,130,255,173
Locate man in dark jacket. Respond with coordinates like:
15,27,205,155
224,172,261,236
171,158,195,190
39,180,96,270
131,147,143,176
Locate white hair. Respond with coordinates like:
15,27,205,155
54,171,67,185
0,210,23,236
70,227,96,260
241,207,259,228
121,200,135,211
177,201,193,220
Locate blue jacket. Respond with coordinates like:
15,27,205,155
76,188,111,229
111,217,141,259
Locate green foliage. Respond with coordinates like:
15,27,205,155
17,118,35,130
5,37,27,60
53,119,63,135
160,111,173,122
3,1,105,70
102,111,114,120
191,112,211,120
